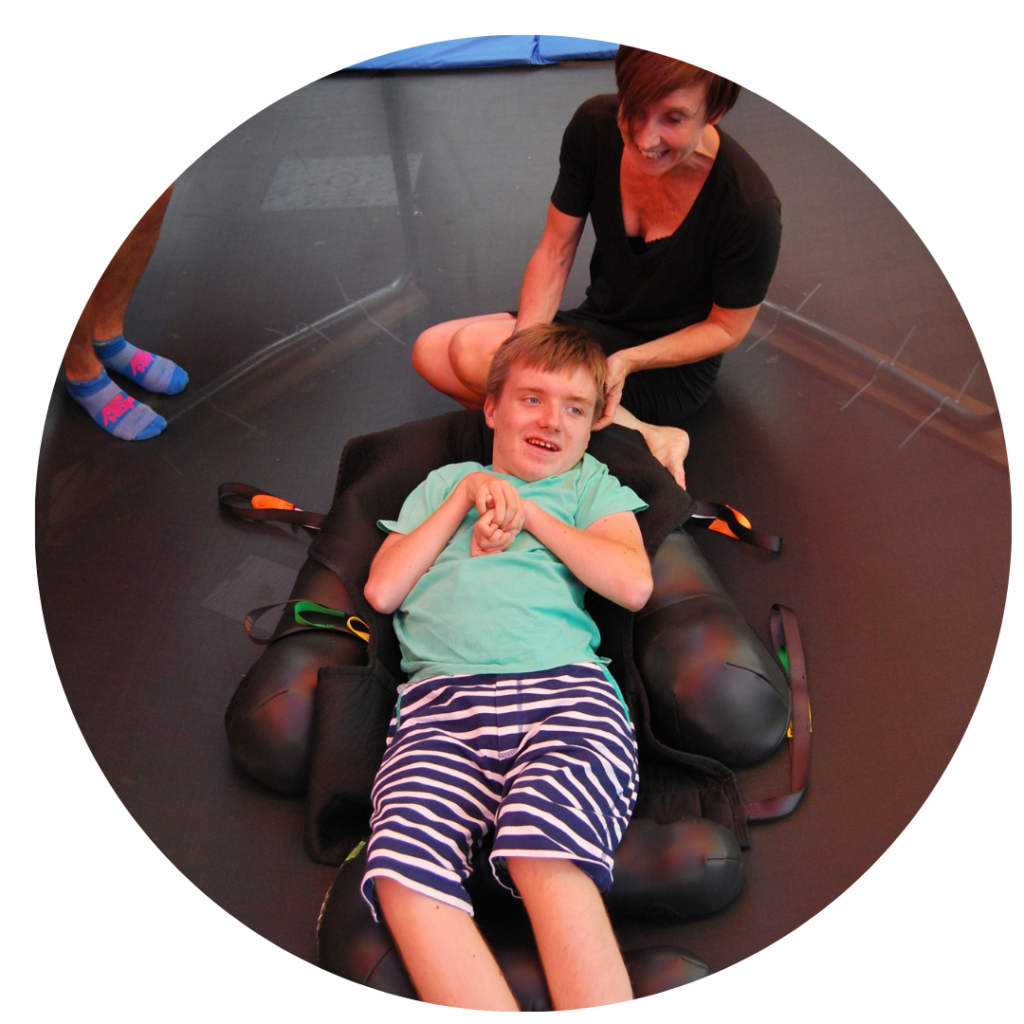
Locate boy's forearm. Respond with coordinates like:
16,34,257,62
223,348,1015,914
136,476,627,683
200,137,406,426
364,485,475,614
521,500,653,612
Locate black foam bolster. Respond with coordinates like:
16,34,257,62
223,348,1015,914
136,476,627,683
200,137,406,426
304,661,398,865
316,846,417,999
635,531,791,769
225,559,364,796
605,816,744,920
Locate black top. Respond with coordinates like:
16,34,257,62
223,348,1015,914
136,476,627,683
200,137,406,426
550,94,782,342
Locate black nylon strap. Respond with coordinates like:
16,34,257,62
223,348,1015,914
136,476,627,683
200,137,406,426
745,604,811,820
689,500,782,553
218,482,326,530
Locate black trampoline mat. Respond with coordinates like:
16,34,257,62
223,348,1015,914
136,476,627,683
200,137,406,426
35,63,1010,981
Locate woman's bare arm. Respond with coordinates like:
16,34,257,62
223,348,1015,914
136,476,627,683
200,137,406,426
514,203,587,330
593,303,761,428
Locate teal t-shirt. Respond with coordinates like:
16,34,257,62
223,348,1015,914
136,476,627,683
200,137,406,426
379,453,648,683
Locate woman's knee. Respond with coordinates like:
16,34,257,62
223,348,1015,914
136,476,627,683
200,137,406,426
448,321,507,392
411,321,455,383
447,326,475,388
414,315,513,396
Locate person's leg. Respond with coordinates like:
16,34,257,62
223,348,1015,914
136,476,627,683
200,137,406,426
489,666,639,1005
87,184,173,343
67,183,187,400
362,675,516,1006
88,184,188,395
63,297,167,440
375,877,519,1010
613,404,690,490
62,184,181,437
507,856,632,1008
64,300,104,383
412,312,515,407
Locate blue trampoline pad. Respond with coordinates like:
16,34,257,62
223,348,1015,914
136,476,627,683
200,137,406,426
348,34,618,70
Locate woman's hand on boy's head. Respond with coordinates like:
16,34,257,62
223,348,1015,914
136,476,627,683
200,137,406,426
592,351,629,430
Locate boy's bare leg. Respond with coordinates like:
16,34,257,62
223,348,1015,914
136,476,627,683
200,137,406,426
412,313,515,408
376,876,519,1011
507,856,633,1009
63,184,175,381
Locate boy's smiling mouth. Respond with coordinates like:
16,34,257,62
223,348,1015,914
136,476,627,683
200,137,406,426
526,437,560,451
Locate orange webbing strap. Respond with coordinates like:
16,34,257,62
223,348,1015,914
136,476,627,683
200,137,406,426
745,604,811,821
689,500,782,553
218,482,326,531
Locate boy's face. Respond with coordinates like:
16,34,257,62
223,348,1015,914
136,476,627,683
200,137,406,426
484,363,600,482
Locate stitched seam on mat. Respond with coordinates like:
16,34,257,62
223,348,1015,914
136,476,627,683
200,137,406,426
364,946,398,987
250,688,291,714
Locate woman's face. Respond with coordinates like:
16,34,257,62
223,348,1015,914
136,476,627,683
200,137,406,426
619,82,718,176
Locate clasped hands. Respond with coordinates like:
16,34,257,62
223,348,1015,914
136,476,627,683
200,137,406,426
463,472,527,557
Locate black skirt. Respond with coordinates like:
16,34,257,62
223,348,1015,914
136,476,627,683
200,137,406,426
552,308,720,427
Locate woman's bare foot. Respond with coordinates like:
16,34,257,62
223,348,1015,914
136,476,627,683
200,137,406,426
640,423,689,490
610,406,691,489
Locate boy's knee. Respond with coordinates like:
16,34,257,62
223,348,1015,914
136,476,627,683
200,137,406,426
506,855,597,898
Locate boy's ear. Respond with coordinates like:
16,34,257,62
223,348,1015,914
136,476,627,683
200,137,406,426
483,393,497,429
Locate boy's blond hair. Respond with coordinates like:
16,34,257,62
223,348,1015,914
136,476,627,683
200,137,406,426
485,324,608,422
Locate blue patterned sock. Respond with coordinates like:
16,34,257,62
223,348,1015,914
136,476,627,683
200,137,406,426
65,370,167,440
93,334,189,394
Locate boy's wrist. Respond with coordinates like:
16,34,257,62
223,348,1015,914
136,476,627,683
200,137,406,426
520,497,538,533
459,472,486,510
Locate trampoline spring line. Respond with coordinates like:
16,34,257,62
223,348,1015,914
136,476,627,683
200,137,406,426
206,400,265,436
898,361,982,450
333,272,407,347
163,267,415,426
300,320,342,348
839,325,916,412
759,300,1000,432
746,283,821,351
164,73,424,427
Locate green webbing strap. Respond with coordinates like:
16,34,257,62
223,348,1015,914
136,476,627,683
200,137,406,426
244,600,370,645
744,604,811,821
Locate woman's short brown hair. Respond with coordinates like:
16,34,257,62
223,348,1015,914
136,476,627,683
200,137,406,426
485,323,608,423
615,45,741,137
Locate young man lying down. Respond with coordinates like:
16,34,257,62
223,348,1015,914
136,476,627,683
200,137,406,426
362,323,652,1010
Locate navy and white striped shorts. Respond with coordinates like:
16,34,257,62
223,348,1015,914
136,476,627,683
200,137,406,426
361,663,639,919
